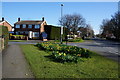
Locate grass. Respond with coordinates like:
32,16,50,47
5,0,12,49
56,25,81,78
20,44,119,78
9,40,27,42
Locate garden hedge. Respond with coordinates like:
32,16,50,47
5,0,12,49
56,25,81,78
44,25,68,40
0,25,9,48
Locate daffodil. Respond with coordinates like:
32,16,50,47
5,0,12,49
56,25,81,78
64,53,66,56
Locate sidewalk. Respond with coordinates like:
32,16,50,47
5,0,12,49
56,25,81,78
2,44,34,78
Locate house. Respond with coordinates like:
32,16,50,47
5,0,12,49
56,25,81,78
0,17,12,32
14,17,47,40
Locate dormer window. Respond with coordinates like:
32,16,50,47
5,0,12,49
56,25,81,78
16,24,20,28
35,25,40,29
23,24,26,28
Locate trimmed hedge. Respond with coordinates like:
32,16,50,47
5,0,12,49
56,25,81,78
0,25,9,48
44,25,68,40
10,35,26,40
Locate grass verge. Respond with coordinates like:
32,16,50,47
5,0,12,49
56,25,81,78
20,44,119,78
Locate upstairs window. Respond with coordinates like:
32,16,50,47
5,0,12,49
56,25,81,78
22,24,26,28
16,24,20,28
28,25,32,28
35,25,40,29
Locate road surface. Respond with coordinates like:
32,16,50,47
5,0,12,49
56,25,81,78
67,39,120,63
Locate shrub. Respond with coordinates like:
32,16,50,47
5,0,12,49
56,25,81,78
68,38,84,42
44,25,68,40
0,26,9,49
11,35,26,40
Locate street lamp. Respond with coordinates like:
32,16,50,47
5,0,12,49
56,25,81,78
60,4,63,44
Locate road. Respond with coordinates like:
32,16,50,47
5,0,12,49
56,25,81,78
67,39,120,62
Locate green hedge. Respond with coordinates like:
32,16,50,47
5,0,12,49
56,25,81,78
44,25,68,40
0,25,9,48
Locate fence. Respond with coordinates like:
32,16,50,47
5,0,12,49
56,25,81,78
0,36,4,51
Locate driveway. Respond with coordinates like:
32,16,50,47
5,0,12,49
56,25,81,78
67,39,120,63
2,44,34,78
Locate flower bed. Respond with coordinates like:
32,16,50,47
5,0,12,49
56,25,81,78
35,42,92,63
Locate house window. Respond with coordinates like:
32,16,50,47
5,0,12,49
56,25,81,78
28,25,32,28
22,24,26,28
33,32,39,37
20,32,24,34
35,25,40,29
16,24,20,28
16,32,19,35
25,31,29,34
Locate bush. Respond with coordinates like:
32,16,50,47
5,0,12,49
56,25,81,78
44,25,68,40
0,25,9,48
35,42,92,63
11,35,26,40
68,38,84,42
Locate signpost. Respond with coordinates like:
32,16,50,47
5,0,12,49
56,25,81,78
60,4,63,44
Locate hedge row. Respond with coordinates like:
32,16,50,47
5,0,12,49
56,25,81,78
44,25,68,40
0,25,9,48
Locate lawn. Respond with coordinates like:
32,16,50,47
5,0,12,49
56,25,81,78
20,44,119,78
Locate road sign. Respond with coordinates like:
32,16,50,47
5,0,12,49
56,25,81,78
61,26,63,35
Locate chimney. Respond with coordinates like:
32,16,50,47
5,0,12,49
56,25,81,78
42,17,44,21
2,17,4,21
18,17,20,22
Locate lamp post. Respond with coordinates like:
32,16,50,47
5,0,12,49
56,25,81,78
60,4,63,44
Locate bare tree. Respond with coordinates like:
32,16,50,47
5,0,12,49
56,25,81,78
100,12,120,40
78,24,94,38
59,13,86,35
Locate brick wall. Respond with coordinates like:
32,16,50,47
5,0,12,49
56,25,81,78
2,21,12,31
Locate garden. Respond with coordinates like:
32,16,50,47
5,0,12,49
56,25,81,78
20,42,119,78
35,42,92,63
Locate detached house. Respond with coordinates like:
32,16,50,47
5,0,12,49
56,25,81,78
14,17,47,40
0,17,12,32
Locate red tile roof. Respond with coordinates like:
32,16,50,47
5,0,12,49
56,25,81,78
14,20,44,25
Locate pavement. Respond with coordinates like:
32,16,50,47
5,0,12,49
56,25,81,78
2,44,34,78
67,39,120,63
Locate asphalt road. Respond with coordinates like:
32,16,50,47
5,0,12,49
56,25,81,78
67,39,120,63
